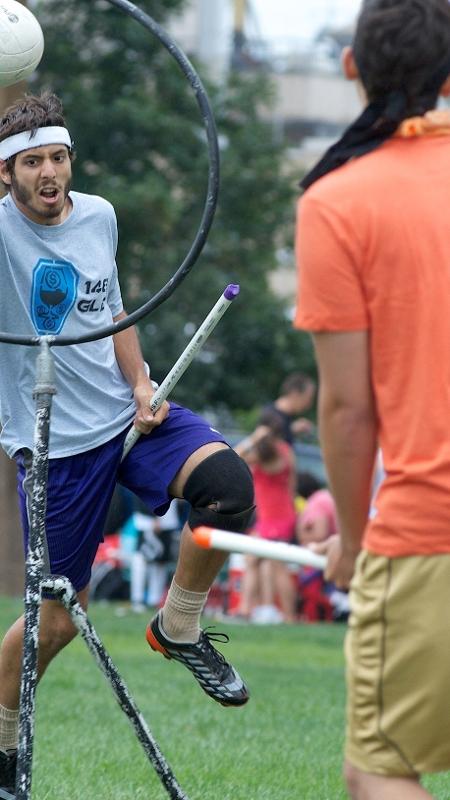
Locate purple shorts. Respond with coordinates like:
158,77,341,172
16,403,227,592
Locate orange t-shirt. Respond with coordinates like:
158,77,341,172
295,116,450,557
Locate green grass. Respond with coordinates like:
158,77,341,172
0,597,448,799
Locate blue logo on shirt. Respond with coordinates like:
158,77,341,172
31,259,78,334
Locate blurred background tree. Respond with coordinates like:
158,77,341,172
34,0,315,421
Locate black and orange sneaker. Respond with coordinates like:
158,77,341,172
146,612,249,707
0,749,16,800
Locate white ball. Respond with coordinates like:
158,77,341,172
0,0,44,88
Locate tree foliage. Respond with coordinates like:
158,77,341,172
34,0,315,414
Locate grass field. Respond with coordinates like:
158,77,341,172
0,597,448,799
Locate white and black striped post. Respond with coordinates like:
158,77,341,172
16,338,55,800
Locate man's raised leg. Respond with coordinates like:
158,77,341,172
146,442,254,706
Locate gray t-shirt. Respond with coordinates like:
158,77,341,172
0,191,136,458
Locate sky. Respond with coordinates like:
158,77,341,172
250,0,363,42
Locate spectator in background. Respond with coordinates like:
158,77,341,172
295,471,323,516
130,501,182,613
89,486,135,602
259,372,316,445
102,484,134,539
296,487,339,623
297,488,338,548
236,422,298,623
130,512,164,613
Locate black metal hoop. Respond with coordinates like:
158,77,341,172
0,0,220,346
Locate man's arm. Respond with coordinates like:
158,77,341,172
234,425,272,462
312,330,378,587
113,310,169,434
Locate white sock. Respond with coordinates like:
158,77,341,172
0,703,19,752
160,579,208,643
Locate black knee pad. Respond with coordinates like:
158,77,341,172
183,448,255,533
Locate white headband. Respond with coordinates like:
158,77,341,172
0,126,72,161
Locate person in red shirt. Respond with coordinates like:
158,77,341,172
236,423,298,622
295,1,450,797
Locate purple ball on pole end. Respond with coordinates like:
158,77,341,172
224,284,240,300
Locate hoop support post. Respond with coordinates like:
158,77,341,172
41,576,189,800
16,338,56,800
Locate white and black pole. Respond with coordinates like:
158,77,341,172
40,576,189,800
121,284,240,459
15,338,55,800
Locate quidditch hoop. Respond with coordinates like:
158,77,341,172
0,0,220,348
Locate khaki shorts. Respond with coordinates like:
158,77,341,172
345,550,450,777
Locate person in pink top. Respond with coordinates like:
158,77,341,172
297,489,338,548
296,488,338,622
236,423,297,622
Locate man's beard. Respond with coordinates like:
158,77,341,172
11,173,71,220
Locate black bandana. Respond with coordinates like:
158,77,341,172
300,55,450,192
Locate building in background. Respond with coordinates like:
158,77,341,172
169,0,233,83
168,1,359,303
168,0,360,160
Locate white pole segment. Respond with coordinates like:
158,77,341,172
121,284,240,460
193,526,327,570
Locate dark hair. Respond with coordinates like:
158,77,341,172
0,91,74,186
280,372,314,396
254,432,279,465
296,471,323,499
354,0,450,113
0,91,70,141
301,0,450,190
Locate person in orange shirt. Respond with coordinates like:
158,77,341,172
295,1,450,798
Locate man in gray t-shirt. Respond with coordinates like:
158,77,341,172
0,92,254,791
